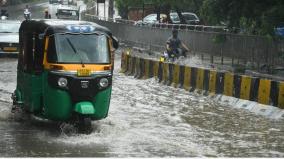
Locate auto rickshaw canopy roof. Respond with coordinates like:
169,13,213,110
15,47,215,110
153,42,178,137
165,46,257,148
19,19,113,37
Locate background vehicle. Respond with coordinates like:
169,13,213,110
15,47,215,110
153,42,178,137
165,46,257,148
0,9,9,19
161,48,188,63
135,14,166,26
0,20,21,56
170,12,200,25
49,0,61,4
135,12,200,26
23,9,31,20
56,5,79,20
12,19,119,134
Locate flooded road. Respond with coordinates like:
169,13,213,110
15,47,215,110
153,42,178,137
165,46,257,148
0,53,284,157
7,1,49,20
1,0,284,157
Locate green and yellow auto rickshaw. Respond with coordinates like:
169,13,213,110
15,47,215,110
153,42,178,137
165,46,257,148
12,19,118,133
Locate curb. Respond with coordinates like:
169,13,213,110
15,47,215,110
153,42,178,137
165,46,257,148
121,50,284,119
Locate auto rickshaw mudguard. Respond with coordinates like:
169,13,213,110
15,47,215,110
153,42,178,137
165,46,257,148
74,102,96,114
91,87,112,120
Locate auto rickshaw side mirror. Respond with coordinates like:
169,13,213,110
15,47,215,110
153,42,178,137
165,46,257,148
112,36,119,50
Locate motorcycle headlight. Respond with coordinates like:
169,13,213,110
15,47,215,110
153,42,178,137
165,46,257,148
58,77,68,87
99,78,109,88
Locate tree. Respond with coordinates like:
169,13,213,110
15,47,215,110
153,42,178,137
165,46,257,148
114,0,197,23
200,0,284,36
114,0,284,36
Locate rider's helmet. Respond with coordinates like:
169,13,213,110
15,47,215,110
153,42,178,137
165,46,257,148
172,29,178,35
172,29,178,38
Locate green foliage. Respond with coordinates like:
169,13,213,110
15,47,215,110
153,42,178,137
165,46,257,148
212,34,226,44
113,0,284,36
200,0,284,36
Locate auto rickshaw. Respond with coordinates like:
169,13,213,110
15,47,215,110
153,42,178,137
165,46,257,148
11,19,118,133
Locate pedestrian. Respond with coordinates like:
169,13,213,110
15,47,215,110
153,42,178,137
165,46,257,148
166,29,191,59
161,15,168,24
44,9,50,19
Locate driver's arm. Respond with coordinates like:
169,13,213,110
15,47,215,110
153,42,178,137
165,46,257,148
181,42,190,52
166,43,171,51
166,38,172,51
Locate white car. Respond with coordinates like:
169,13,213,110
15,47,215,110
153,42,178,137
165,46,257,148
135,12,200,26
0,20,21,56
170,12,200,25
135,14,166,26
56,5,79,20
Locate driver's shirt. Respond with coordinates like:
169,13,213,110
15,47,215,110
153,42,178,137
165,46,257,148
166,36,181,51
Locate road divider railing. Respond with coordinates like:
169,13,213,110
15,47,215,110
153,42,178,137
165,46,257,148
121,51,284,110
83,14,227,33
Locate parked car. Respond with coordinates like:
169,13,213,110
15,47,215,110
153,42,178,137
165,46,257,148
56,5,79,20
135,14,166,26
0,20,21,56
170,12,200,25
135,12,200,26
49,0,61,4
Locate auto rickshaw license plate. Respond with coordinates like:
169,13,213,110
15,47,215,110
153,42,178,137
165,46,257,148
77,69,91,76
3,47,17,52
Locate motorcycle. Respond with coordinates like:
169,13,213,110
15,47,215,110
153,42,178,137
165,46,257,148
161,48,187,63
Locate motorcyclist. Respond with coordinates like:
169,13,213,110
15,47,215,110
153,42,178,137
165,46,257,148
23,5,31,20
0,9,9,19
166,29,190,61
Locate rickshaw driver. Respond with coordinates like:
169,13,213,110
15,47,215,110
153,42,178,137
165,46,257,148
56,35,91,63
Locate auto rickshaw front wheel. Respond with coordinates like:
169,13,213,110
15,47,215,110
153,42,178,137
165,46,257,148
76,116,93,134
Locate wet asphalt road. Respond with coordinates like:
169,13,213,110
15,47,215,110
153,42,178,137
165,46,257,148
1,1,284,157
7,1,49,20
0,53,284,157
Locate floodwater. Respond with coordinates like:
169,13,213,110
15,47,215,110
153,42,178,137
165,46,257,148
1,0,284,157
0,52,284,157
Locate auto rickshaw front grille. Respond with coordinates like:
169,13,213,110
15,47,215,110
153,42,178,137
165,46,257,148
48,72,112,103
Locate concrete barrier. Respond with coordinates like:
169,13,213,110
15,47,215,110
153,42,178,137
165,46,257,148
121,51,284,119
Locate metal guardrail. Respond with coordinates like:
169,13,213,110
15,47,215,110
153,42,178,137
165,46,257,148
83,14,284,74
84,14,227,33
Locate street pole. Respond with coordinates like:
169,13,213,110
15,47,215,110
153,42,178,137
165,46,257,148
142,1,145,21
108,0,114,19
96,0,99,17
104,1,105,19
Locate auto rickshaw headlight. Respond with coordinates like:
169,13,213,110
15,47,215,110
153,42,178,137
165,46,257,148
99,78,109,88
58,77,68,87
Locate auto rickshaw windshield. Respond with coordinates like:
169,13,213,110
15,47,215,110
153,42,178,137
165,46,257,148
47,33,110,64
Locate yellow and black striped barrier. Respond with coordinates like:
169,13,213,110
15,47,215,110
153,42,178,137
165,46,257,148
120,51,284,109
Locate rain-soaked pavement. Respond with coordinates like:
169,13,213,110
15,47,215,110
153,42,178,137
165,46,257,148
0,52,284,157
7,1,50,20
1,0,284,157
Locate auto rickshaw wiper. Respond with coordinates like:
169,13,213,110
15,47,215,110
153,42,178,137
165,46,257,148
65,37,85,67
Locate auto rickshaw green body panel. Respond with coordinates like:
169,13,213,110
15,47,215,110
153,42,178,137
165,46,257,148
13,19,118,125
